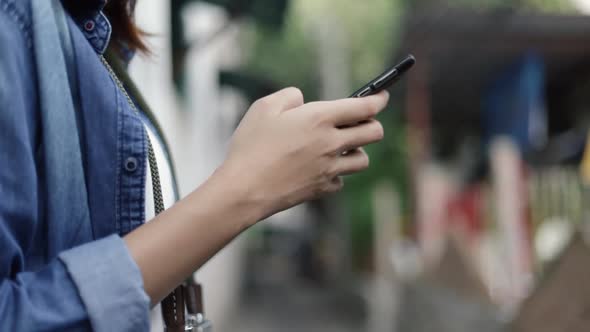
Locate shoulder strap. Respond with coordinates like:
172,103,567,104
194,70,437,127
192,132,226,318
104,48,181,201
103,48,211,331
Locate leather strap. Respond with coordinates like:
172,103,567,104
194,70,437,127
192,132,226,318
185,282,204,315
162,285,186,331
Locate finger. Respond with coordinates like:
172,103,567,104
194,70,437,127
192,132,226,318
324,176,344,194
304,91,389,127
256,87,304,112
337,119,384,152
334,148,370,176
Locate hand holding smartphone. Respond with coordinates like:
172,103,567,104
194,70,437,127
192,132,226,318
338,55,415,156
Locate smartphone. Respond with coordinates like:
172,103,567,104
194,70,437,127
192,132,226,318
349,55,416,98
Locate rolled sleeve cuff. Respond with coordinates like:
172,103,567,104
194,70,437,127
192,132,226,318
59,235,150,332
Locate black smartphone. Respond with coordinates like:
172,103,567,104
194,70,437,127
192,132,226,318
349,55,416,98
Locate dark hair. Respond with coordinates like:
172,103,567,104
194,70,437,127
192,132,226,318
104,0,149,54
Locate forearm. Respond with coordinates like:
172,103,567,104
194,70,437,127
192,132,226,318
123,89,389,305
124,167,263,304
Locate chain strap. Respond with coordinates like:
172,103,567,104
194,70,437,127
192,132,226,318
99,55,184,331
100,56,166,216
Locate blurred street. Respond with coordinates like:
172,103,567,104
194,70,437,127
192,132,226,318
130,0,590,330
228,283,366,332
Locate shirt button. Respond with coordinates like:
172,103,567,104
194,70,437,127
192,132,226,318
124,157,138,173
84,20,95,32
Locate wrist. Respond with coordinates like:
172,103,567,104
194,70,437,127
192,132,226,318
198,163,268,229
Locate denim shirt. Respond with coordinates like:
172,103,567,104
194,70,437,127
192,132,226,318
0,0,154,330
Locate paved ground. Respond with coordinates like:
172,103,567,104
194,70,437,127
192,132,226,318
226,282,366,332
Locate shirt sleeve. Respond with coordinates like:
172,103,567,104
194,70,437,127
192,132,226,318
0,237,151,332
0,6,150,332
59,236,151,332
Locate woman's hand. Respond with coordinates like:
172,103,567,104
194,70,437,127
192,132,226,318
218,87,390,220
125,87,389,303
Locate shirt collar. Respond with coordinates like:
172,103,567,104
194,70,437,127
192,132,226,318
62,0,112,55
62,0,107,14
92,0,107,12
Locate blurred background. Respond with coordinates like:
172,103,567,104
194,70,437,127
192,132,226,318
129,0,590,331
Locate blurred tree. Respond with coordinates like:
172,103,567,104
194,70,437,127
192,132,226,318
238,0,410,269
230,0,577,270
408,0,576,13
170,0,290,92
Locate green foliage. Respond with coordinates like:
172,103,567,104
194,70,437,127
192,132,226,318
518,0,576,12
239,10,321,101
172,0,290,91
411,0,577,13
345,111,409,266
241,0,407,98
294,0,406,87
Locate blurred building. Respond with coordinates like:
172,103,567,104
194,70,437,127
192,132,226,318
126,0,590,330
392,3,590,325
130,1,248,330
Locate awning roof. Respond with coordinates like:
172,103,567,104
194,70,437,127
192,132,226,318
397,8,590,133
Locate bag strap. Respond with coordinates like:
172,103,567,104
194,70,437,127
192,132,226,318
104,50,180,201
103,49,208,331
